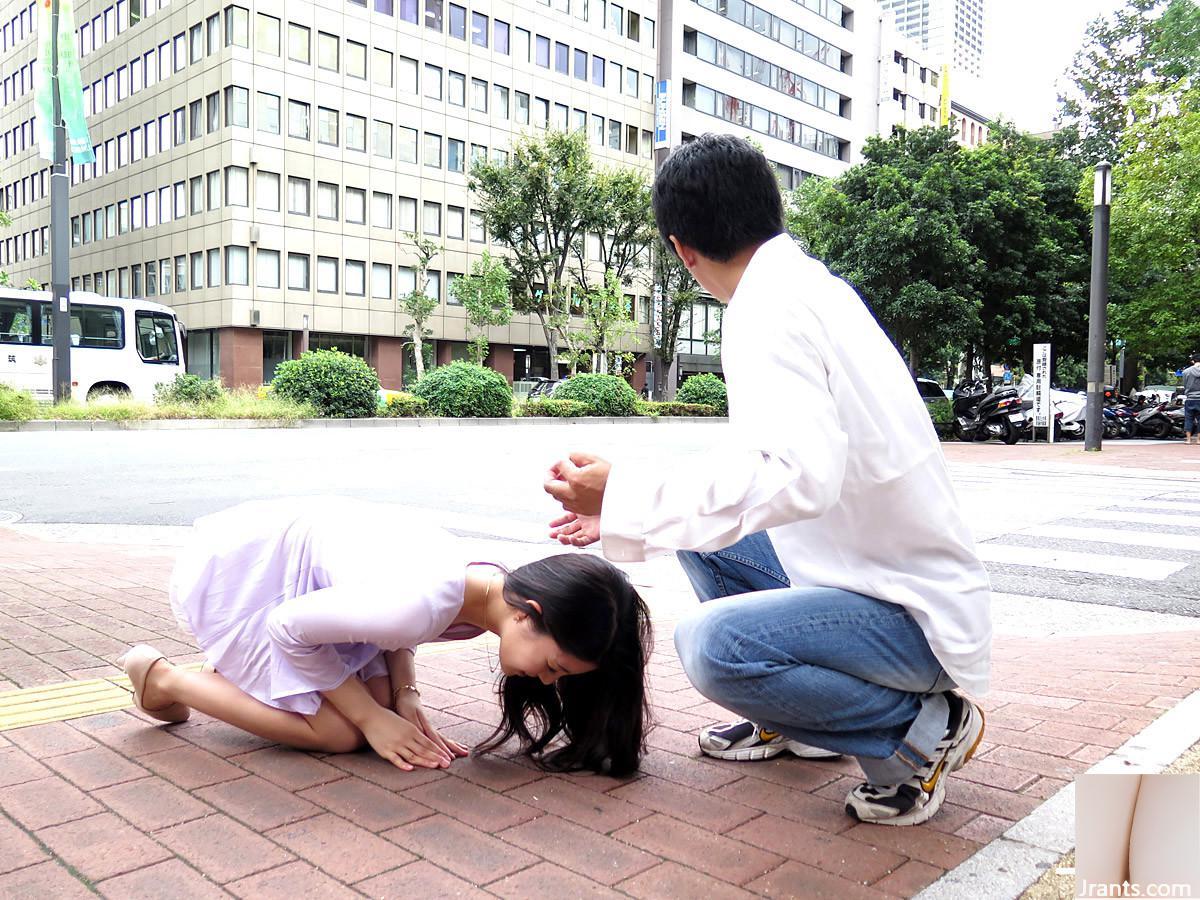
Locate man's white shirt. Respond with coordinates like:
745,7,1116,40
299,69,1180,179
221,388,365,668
601,234,992,696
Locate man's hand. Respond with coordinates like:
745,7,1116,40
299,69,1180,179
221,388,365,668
544,453,611,516
549,512,601,547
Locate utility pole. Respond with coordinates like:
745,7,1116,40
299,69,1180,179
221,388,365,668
1084,162,1113,452
49,0,72,402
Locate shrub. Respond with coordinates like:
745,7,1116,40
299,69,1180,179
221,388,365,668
411,361,513,418
926,397,955,440
0,384,38,421
271,349,381,418
553,373,638,417
636,401,720,417
676,373,728,415
520,398,592,417
154,373,225,405
380,392,429,418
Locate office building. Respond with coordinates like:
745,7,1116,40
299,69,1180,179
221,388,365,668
876,0,983,79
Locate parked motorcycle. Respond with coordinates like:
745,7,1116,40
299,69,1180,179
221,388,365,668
1132,401,1176,439
952,380,1024,444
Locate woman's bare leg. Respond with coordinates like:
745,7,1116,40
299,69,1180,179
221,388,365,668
143,659,377,753
1075,773,1141,895
1128,774,1200,893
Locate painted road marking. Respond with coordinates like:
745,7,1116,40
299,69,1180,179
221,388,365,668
977,544,1187,581
1025,524,1200,553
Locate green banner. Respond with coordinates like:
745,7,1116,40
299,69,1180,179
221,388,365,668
35,0,95,165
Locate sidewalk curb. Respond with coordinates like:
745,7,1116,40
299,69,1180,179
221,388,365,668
0,416,727,432
915,687,1200,900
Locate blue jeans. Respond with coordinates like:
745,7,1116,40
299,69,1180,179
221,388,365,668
1185,399,1200,435
674,533,956,786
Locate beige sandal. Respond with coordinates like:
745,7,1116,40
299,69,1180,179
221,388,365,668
116,644,191,724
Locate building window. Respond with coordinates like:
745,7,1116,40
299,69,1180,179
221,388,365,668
225,245,249,285
424,64,442,100
226,166,248,206
399,197,417,232
287,176,310,215
317,182,339,220
425,0,443,31
399,55,417,92
574,48,587,80
346,188,366,224
346,114,366,151
535,35,549,67
256,171,280,211
494,84,509,118
257,248,280,288
469,210,485,242
494,19,509,53
471,78,488,112
347,40,367,78
317,31,339,70
345,260,366,295
516,91,530,125
287,22,310,63
374,48,393,86
256,13,279,55
372,192,392,228
371,263,392,298
592,55,605,86
424,132,441,168
422,201,441,235
317,256,339,293
288,100,310,139
225,5,249,48
373,120,393,158
471,11,487,46
446,205,465,239
448,71,466,106
398,126,418,163
225,86,249,127
190,251,204,289
288,253,310,289
447,138,464,173
448,3,466,39
257,92,280,133
318,107,339,145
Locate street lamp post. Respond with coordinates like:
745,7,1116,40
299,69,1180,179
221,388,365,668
1084,162,1113,452
49,0,72,402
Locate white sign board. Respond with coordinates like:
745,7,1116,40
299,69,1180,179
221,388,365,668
1033,342,1052,436
654,80,671,149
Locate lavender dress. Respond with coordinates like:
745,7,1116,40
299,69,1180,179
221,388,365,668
169,497,485,715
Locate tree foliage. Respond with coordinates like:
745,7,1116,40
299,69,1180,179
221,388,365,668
1058,0,1200,165
788,127,1090,377
649,238,700,399
398,233,440,381
1109,82,1200,363
450,251,513,365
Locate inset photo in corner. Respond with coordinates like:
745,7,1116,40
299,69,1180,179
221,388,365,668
1076,773,1200,898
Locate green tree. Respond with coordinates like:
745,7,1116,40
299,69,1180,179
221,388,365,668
1058,0,1200,165
0,209,12,287
399,233,439,381
1108,82,1200,364
789,128,981,375
650,238,700,400
450,251,513,365
469,130,594,378
572,168,655,292
580,269,634,374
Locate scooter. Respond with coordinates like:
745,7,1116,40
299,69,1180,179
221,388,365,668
1133,402,1176,439
952,380,1023,444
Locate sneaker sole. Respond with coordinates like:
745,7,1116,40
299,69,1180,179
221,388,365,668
701,741,843,762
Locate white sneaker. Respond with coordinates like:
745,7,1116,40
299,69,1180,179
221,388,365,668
698,719,842,762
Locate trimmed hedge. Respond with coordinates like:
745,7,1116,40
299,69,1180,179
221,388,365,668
676,373,728,415
636,401,720,417
0,384,38,421
927,397,955,440
411,361,513,417
379,392,428,417
520,398,592,417
271,349,381,418
553,373,638,417
154,373,224,405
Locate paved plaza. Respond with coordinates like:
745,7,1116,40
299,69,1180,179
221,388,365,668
2,427,1200,898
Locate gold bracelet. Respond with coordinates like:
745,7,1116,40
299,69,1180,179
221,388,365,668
392,684,420,702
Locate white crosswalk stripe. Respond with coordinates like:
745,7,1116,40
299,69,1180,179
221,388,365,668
1117,500,1200,514
975,544,1186,581
1078,510,1200,528
1024,524,1200,553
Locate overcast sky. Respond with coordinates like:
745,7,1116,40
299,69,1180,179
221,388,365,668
976,0,1127,132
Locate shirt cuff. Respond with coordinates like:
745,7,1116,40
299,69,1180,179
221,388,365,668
600,461,649,562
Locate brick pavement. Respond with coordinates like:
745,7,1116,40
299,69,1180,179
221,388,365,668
2,529,1200,898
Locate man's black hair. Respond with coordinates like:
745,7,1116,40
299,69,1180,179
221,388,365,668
1191,351,1200,363
652,133,784,263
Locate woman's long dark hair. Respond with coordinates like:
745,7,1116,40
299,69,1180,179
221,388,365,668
476,554,652,776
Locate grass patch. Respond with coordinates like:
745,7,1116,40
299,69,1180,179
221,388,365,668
38,389,315,421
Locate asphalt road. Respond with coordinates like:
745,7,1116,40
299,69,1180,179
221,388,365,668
3,424,1198,616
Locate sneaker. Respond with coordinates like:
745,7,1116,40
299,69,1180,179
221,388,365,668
698,719,842,762
844,692,985,827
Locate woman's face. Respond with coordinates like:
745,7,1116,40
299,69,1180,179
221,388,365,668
498,608,597,685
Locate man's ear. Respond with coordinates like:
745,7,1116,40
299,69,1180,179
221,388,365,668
669,235,697,269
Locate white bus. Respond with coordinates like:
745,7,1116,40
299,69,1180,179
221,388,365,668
0,289,186,403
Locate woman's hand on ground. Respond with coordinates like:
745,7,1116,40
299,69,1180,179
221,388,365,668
361,708,453,771
549,512,601,547
394,694,470,760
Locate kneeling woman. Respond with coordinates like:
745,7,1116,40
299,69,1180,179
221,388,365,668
119,497,652,776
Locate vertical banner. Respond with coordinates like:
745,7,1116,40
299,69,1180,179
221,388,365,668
939,64,951,127
1033,342,1052,433
35,0,96,164
654,79,670,149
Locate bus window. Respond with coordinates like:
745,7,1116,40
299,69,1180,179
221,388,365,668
68,304,125,349
0,298,34,344
135,311,179,363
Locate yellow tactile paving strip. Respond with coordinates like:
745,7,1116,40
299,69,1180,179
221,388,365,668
0,663,206,731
